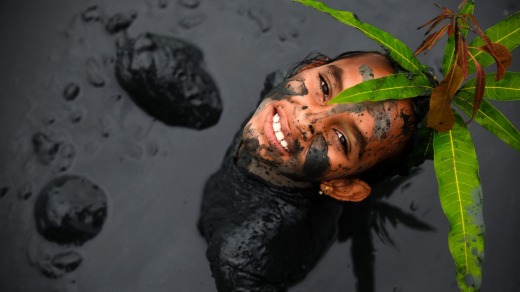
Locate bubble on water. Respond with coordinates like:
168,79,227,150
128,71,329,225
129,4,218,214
105,11,137,34
85,58,106,87
147,142,159,156
33,132,61,166
63,82,81,101
178,13,206,29
51,251,83,273
55,143,76,173
34,175,108,245
278,32,287,42
81,6,103,22
18,183,33,200
126,144,144,160
69,108,86,124
288,27,299,38
248,8,272,33
32,131,76,173
42,115,56,126
99,116,115,138
179,0,200,9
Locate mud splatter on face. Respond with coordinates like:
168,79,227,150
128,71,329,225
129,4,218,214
242,124,283,167
367,101,395,140
266,77,308,100
329,103,367,115
359,64,374,81
303,133,330,179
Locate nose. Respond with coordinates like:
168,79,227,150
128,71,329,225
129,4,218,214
289,101,333,141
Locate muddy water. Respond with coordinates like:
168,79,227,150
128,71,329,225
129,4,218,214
0,0,519,291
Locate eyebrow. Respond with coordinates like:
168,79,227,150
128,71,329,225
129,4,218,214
327,65,344,92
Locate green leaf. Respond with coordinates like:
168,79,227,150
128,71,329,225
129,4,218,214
468,11,520,73
433,112,484,291
293,0,430,79
454,91,520,151
460,72,520,100
329,73,433,104
443,0,475,75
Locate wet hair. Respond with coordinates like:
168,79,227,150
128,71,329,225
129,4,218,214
287,50,432,185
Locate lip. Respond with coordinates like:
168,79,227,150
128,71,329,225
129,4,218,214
264,106,292,156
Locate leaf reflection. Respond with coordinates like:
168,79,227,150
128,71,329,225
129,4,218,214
337,170,434,291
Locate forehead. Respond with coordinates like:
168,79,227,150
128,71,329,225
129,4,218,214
305,54,395,85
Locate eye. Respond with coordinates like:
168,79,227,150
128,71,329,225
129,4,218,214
334,129,349,155
319,75,329,101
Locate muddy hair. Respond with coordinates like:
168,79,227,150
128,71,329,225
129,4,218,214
286,50,432,185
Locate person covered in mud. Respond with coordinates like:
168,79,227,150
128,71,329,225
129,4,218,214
198,51,429,291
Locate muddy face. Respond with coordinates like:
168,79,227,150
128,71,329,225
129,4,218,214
242,54,415,183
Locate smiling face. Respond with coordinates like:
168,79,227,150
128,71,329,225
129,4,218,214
241,53,416,191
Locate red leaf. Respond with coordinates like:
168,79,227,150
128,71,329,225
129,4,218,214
427,63,464,132
417,6,454,31
414,23,450,56
456,34,469,78
477,43,512,80
468,53,485,123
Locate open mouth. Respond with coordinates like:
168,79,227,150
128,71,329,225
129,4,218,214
272,113,289,151
265,107,291,155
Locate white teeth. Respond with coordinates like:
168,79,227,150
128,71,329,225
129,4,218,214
273,121,281,131
272,113,289,151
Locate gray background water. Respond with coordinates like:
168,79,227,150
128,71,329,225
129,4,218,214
0,0,519,291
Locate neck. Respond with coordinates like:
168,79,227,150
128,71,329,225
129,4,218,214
235,144,313,189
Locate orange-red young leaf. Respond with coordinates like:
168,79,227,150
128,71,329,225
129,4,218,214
417,6,453,31
469,53,485,123
427,63,464,132
478,43,512,80
456,34,469,78
414,23,450,56
424,14,452,35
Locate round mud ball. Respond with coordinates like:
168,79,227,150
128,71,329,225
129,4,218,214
34,175,108,245
115,32,222,130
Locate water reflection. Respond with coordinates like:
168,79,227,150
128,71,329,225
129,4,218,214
337,170,434,292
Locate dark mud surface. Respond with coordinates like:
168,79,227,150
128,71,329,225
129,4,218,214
0,0,519,291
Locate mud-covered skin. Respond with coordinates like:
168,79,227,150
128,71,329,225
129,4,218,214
302,133,330,178
241,55,416,187
115,33,222,129
358,64,374,81
198,130,342,291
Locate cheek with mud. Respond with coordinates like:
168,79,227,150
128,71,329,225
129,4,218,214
242,124,284,167
264,77,308,100
302,133,330,180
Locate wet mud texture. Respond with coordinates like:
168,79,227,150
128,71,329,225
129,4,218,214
0,0,519,291
34,175,107,245
199,131,342,291
115,33,222,130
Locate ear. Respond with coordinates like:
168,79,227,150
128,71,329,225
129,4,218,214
320,178,371,202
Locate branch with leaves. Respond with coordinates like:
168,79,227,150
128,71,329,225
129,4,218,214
293,0,519,291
